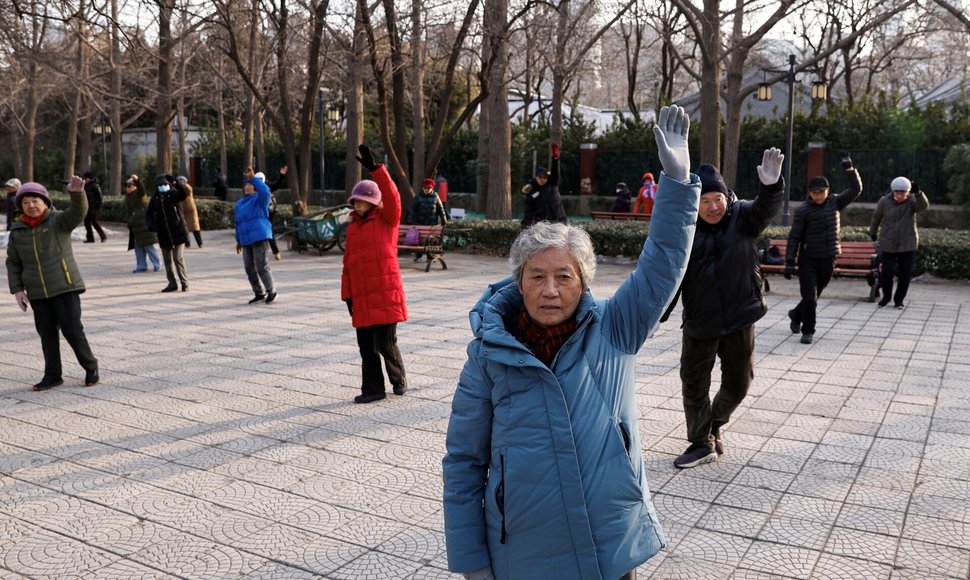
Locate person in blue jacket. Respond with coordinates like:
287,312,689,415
443,105,700,580
235,177,277,304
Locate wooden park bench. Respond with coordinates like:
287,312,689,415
761,239,878,298
398,224,447,272
590,211,652,222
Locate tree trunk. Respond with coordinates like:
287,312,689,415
217,82,228,178
482,0,511,219
549,0,570,151
156,0,175,174
698,0,721,168
109,0,123,194
410,0,426,194
64,15,84,182
345,1,366,191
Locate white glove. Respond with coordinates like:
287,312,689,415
463,567,495,580
757,147,784,186
15,291,29,312
653,105,691,183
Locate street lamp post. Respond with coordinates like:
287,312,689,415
758,54,827,226
318,88,326,207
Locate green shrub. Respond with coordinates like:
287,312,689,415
943,143,970,207
445,219,652,258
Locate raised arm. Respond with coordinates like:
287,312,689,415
738,148,785,236
604,105,699,351
62,175,88,231
835,152,863,211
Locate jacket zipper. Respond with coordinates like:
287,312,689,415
61,259,73,285
32,228,49,298
498,451,507,544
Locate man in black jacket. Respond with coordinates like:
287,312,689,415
784,153,862,344
521,143,567,227
82,171,107,243
669,152,784,469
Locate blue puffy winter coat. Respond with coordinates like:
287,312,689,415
234,178,273,246
443,173,700,579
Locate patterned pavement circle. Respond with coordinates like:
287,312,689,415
2,228,969,579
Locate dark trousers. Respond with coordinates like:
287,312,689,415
881,251,915,306
790,256,835,335
31,291,98,380
161,244,188,288
680,326,755,449
84,212,106,242
185,230,203,248
356,323,406,396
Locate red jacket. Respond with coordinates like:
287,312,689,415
341,165,408,328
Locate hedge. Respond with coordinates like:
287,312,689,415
51,194,970,280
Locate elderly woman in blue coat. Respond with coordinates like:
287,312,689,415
235,177,277,304
443,106,700,580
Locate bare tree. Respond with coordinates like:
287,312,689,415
478,0,512,218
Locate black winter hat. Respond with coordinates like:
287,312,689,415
156,174,172,186
82,171,95,180
808,176,829,190
698,164,728,195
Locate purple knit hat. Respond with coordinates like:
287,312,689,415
15,182,53,209
348,180,382,206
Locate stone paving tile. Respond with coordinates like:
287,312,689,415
2,230,969,578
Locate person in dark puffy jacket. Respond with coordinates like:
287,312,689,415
82,171,107,243
521,143,566,227
784,152,863,343
235,177,277,304
407,178,448,262
146,174,189,292
341,144,408,404
6,178,99,391
611,182,632,212
665,152,784,470
5,178,21,230
869,176,929,309
123,175,161,273
444,106,699,580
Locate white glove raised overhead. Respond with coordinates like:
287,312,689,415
652,105,691,183
15,290,29,312
757,147,784,186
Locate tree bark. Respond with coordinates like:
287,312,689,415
482,0,512,219
156,0,175,174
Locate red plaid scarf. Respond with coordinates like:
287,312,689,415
515,305,577,366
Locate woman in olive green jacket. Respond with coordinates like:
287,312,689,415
5,177,99,391
124,175,161,273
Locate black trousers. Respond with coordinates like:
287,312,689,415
84,211,106,242
791,256,835,335
680,325,755,449
881,251,915,306
31,291,98,380
356,323,406,396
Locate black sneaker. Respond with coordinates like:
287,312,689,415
354,393,386,404
265,292,277,304
393,382,408,396
32,377,64,391
161,285,178,293
84,369,99,387
714,436,724,455
800,333,814,344
181,285,189,292
249,294,266,304
895,303,905,309
674,444,717,469
878,299,889,307
788,310,800,334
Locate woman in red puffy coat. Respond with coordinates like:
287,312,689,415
341,145,409,404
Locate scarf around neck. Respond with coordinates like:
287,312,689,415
21,210,47,229
515,305,577,367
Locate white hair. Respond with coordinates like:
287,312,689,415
509,222,596,288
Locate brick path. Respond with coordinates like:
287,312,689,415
2,228,969,579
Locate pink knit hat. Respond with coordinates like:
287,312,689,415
15,182,53,209
348,180,381,206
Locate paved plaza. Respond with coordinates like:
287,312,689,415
2,227,969,579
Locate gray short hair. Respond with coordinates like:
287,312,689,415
509,222,596,288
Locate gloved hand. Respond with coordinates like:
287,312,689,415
236,243,242,254
166,174,176,184
870,233,878,242
67,175,85,193
551,143,560,159
344,298,353,316
757,147,784,186
15,290,29,312
840,151,853,170
356,145,378,172
653,105,690,183
783,265,794,280
463,567,495,580
911,181,919,195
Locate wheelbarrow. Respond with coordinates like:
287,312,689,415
284,204,352,254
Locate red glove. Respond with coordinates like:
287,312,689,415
551,143,560,159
